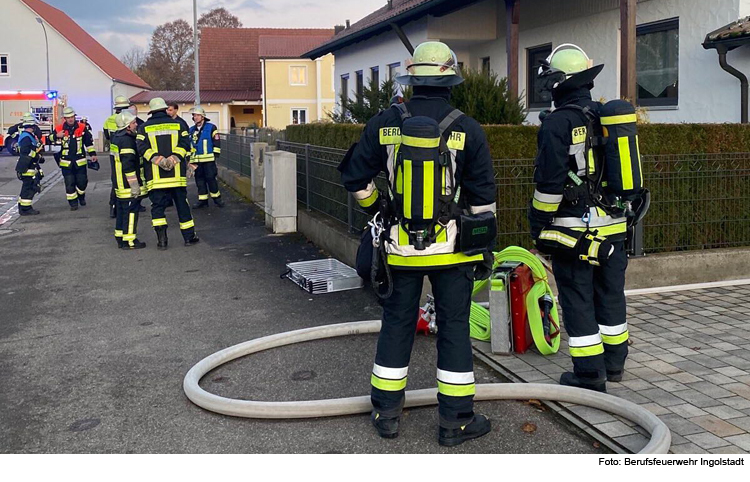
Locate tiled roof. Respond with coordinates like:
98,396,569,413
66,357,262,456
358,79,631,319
20,0,150,89
200,28,334,91
129,90,262,104
259,33,335,59
705,16,750,44
304,0,442,58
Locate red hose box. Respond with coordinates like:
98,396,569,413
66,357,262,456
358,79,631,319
510,264,534,354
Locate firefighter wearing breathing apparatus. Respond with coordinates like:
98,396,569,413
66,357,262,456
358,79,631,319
15,114,45,216
340,41,497,446
530,44,649,393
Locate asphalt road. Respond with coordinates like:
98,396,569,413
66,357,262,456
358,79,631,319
0,154,603,454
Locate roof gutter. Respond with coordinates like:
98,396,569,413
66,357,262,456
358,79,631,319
302,0,462,59
703,36,749,123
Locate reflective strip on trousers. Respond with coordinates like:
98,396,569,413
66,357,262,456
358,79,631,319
180,220,195,230
568,333,604,357
600,323,629,345
152,218,167,227
371,364,408,392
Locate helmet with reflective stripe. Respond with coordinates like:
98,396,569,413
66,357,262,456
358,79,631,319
115,111,137,130
63,107,76,118
114,95,131,109
395,41,463,87
537,44,603,98
149,97,169,113
21,113,38,127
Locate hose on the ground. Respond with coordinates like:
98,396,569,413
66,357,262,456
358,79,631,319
468,247,560,354
183,320,671,454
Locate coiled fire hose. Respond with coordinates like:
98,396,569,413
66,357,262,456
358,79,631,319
183,319,671,453
469,247,560,355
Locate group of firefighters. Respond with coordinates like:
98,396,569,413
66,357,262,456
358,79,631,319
13,95,224,250
12,39,641,448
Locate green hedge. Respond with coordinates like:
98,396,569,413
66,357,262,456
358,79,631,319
287,123,750,156
286,122,750,253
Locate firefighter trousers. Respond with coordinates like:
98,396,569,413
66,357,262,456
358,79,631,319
194,162,221,202
18,176,38,212
149,187,195,240
115,198,142,246
371,264,476,429
62,162,88,207
552,241,629,383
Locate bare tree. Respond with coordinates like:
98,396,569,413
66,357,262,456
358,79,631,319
197,7,243,29
142,19,195,90
121,47,147,72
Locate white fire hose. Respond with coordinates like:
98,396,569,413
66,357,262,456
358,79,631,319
183,320,671,454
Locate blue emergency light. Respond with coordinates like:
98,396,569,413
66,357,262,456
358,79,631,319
45,90,58,100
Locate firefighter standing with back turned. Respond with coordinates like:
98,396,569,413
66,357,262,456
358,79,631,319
110,111,147,250
136,97,199,250
105,95,145,219
188,106,224,208
340,41,497,446
15,114,44,216
48,107,99,211
530,44,646,393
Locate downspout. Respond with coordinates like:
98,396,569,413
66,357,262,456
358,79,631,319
262,59,267,128
717,46,748,123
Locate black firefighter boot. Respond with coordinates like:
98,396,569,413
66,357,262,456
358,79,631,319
438,414,492,447
184,233,200,246
78,194,86,206
155,226,168,250
121,239,147,250
192,200,209,209
213,196,225,208
559,372,607,393
371,411,399,439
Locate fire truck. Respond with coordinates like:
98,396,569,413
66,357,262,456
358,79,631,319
0,90,59,155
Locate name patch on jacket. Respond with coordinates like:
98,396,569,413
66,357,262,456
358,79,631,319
446,131,466,151
379,127,401,145
572,127,587,144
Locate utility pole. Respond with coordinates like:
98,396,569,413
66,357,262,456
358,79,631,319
193,0,200,105
36,17,50,91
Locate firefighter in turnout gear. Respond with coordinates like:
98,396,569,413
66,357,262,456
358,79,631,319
48,107,98,210
7,113,43,155
529,45,630,392
105,95,145,219
339,42,496,446
15,114,44,216
111,111,147,250
188,106,224,208
136,97,199,250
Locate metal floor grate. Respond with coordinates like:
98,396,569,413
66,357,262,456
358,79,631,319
285,258,363,294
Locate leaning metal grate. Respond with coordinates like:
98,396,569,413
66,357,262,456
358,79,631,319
285,258,363,295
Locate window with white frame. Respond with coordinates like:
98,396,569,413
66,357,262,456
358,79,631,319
0,54,9,76
290,65,308,86
388,62,400,81
292,108,308,125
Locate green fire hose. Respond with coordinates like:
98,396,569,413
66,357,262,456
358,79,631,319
468,247,560,355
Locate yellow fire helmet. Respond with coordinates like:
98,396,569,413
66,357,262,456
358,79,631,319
115,111,137,131
396,41,463,87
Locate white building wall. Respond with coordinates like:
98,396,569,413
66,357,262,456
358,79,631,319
466,0,748,124
331,0,750,124
0,0,143,140
333,18,429,112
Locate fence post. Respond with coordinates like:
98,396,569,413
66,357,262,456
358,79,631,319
631,221,645,258
347,193,354,233
305,144,311,211
238,136,244,176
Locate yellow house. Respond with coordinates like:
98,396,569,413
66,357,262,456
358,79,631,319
260,35,336,129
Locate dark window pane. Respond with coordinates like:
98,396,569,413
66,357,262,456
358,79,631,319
481,57,490,74
637,18,679,106
527,44,552,109
356,71,364,105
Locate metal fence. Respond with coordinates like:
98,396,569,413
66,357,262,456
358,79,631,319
269,141,750,255
217,133,257,177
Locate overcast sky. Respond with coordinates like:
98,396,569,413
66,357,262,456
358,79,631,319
43,0,385,58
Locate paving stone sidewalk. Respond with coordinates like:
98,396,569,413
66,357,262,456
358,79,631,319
474,285,750,454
